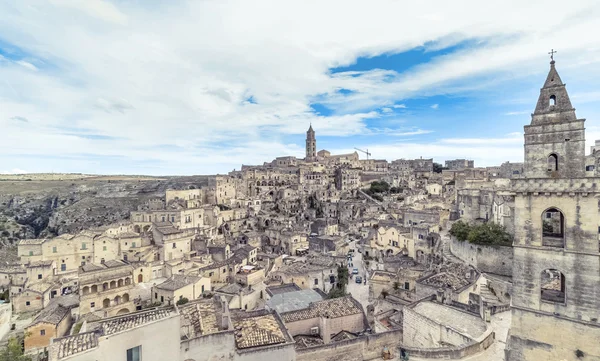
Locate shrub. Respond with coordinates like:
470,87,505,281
176,297,189,306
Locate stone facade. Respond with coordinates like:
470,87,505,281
506,61,600,361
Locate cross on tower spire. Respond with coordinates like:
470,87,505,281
548,49,557,61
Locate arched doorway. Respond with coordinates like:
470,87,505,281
116,308,130,315
138,274,143,283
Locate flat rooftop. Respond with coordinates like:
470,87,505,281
412,301,486,339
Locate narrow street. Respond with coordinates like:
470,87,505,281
346,240,370,311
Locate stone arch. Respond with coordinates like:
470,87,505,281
82,286,90,295
138,274,144,283
123,293,130,302
385,249,394,256
103,298,110,308
547,153,558,172
102,282,108,291
116,308,130,315
110,281,116,289
133,225,141,233
118,279,124,287
91,285,98,293
125,277,131,285
549,94,556,106
142,225,151,233
542,207,565,248
540,269,565,303
114,295,122,305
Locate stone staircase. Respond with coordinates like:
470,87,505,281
479,283,503,306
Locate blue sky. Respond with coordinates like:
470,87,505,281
2,0,600,175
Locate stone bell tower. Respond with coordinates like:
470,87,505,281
506,57,600,361
306,124,316,162
524,59,586,178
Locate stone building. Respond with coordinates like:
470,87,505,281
445,159,474,170
280,296,366,344
506,60,600,360
49,307,180,361
152,274,210,305
78,260,136,317
24,297,77,355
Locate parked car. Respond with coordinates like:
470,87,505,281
355,276,363,284
352,268,359,275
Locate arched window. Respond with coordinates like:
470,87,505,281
549,95,556,106
110,281,116,289
82,286,90,295
542,208,565,247
541,269,565,303
103,298,110,308
123,293,130,302
547,154,558,172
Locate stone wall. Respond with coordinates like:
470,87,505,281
0,303,11,342
450,238,513,277
296,330,403,361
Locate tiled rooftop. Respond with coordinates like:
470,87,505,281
179,299,220,339
55,332,98,359
155,274,201,291
281,296,362,323
233,313,287,349
100,308,174,336
18,238,46,245
30,302,71,326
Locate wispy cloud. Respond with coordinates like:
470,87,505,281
0,1,599,174
9,116,29,122
430,104,439,109
504,110,529,115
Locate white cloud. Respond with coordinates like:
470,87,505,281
0,168,29,174
0,0,599,174
16,60,38,71
504,111,530,116
430,104,439,109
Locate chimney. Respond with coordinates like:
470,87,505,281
320,313,331,344
436,288,444,303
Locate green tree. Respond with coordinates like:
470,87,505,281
176,297,189,306
381,290,389,299
467,223,513,246
449,221,471,241
0,337,31,361
433,163,444,173
393,282,400,290
336,266,349,289
327,287,346,299
369,181,390,194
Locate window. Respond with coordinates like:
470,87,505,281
38,274,42,280
103,246,107,251
542,208,565,248
60,264,66,272
26,301,30,306
314,278,318,285
40,330,45,336
132,242,136,248
29,251,33,256
172,243,176,249
160,296,164,303
586,165,595,171
541,269,565,303
81,243,87,250
404,282,410,290
126,346,141,361
91,302,95,308
549,95,556,106
201,285,204,293
52,246,57,253
155,293,158,299
547,154,558,172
